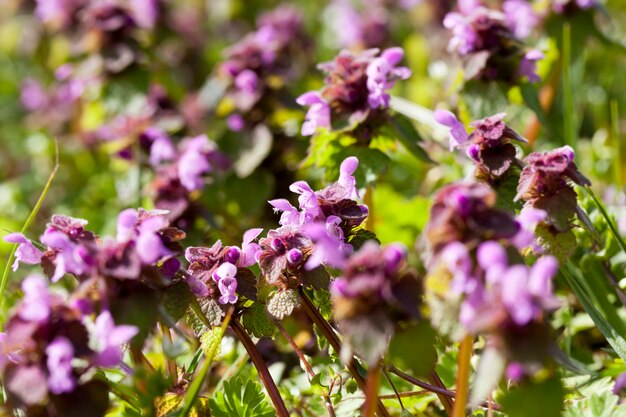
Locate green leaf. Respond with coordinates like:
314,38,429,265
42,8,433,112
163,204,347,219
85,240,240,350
564,392,626,417
387,322,437,378
561,266,626,362
266,289,301,320
162,282,193,323
388,114,433,163
520,83,549,129
500,377,564,417
347,228,380,250
208,378,275,417
242,302,275,338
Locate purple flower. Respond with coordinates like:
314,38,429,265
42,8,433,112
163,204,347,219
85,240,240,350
365,47,412,109
239,228,263,267
434,110,469,150
21,79,49,111
186,274,209,297
503,0,539,39
4,233,43,271
177,135,215,191
136,216,171,264
148,129,176,166
268,198,301,226
46,337,75,395
40,230,88,282
235,69,259,96
19,275,53,323
304,216,352,270
35,0,82,29
212,263,238,305
499,256,559,326
226,114,246,132
93,311,139,367
129,0,159,29
511,207,547,250
338,156,360,199
296,92,331,136
441,242,476,294
518,49,544,82
613,372,626,395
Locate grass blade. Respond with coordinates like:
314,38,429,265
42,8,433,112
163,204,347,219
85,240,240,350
0,141,59,307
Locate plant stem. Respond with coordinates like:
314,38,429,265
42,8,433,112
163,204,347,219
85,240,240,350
388,366,500,411
382,368,404,409
364,362,381,417
159,322,178,385
452,335,473,417
275,320,336,417
429,369,455,415
298,288,391,417
230,320,290,417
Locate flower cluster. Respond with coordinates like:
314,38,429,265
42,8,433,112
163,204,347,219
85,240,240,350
331,242,420,364
263,157,366,278
5,209,184,285
219,6,311,132
323,0,391,50
434,239,559,379
435,111,527,180
0,275,136,414
297,47,411,136
425,181,520,252
149,134,229,225
184,228,262,308
442,0,543,82
35,0,160,73
516,146,591,232
21,64,91,133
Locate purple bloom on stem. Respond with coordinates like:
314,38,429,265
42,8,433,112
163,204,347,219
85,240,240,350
296,92,331,136
226,114,246,132
19,275,53,323
268,198,301,226
187,274,209,297
234,70,259,96
511,207,547,250
148,130,176,167
365,47,411,109
506,362,525,382
499,255,559,326
40,229,90,282
4,233,43,271
518,49,544,82
240,228,263,267
46,337,75,395
441,242,475,294
613,372,626,395
434,110,469,150
477,240,508,284
338,156,360,199
21,79,49,111
136,216,171,264
503,0,539,39
212,262,238,304
304,216,352,270
130,0,159,29
93,311,139,367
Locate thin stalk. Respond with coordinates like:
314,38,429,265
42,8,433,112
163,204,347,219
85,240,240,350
562,22,576,150
379,390,429,400
298,288,391,417
364,363,381,417
382,368,404,409
611,100,623,185
429,369,455,415
389,366,500,411
275,320,336,417
179,307,234,417
1,141,59,307
586,186,626,255
452,335,473,417
231,320,290,417
160,322,178,385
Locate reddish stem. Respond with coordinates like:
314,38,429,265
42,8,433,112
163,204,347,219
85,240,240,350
230,320,290,417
